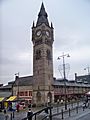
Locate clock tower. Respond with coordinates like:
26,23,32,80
32,3,54,105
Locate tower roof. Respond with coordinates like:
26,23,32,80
36,2,49,26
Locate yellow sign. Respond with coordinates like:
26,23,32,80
6,96,17,101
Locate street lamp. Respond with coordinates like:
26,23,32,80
57,53,70,110
15,72,19,100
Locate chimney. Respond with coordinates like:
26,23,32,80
75,73,77,81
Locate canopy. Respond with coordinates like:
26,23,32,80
6,96,17,101
0,97,4,102
86,91,90,95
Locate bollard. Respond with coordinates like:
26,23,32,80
57,100,59,113
69,108,70,116
13,111,14,118
71,102,73,108
4,109,6,114
76,106,78,114
61,109,64,119
49,106,52,120
83,106,84,111
57,105,59,113
10,113,12,120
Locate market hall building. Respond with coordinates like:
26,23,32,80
1,3,90,107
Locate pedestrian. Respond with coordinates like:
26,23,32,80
45,108,48,114
27,108,33,120
16,104,19,112
4,107,7,114
5,114,9,120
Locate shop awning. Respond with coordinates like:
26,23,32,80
6,96,17,101
86,91,90,96
0,97,4,102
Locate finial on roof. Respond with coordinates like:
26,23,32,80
51,22,53,28
32,21,35,28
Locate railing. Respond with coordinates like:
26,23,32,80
22,106,53,120
21,101,89,120
4,101,89,120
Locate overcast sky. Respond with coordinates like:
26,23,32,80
0,0,90,84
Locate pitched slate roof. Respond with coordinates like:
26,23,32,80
52,78,90,87
76,74,90,83
14,76,33,86
0,84,12,89
0,92,11,97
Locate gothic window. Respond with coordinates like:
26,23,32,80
36,49,41,60
36,91,41,101
45,39,52,46
47,92,52,103
35,39,42,45
46,49,51,60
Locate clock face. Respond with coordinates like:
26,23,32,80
46,30,50,37
36,30,41,36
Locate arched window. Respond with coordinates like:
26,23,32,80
47,92,52,103
36,91,41,101
36,49,41,60
46,49,51,60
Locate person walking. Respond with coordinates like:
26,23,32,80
16,104,19,112
4,107,6,114
27,108,33,120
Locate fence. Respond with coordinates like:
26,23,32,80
21,106,53,120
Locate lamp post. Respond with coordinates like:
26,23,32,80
57,53,70,110
15,72,19,100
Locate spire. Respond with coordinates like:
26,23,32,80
36,2,49,26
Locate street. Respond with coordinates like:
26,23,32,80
77,113,90,120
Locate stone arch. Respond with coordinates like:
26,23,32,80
36,91,41,102
36,49,41,60
47,92,52,103
46,49,51,60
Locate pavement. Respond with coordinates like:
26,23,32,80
0,102,90,120
0,110,27,120
52,107,90,120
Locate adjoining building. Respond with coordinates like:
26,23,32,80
0,81,14,110
13,74,90,105
13,76,33,104
75,73,90,84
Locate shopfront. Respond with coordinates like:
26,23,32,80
6,96,17,111
0,97,5,110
